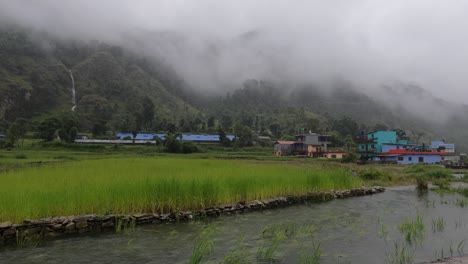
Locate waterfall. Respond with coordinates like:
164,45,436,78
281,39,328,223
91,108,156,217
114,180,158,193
69,69,76,111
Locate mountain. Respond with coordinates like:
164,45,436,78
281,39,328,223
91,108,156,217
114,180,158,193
0,24,199,133
0,25,467,151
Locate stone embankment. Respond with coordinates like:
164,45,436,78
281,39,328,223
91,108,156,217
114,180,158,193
0,187,385,245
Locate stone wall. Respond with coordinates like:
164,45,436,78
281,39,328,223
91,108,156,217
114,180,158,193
0,187,385,246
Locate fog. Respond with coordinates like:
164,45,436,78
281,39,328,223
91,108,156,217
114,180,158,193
1,0,468,104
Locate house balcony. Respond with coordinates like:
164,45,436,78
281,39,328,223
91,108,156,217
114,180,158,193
354,137,377,143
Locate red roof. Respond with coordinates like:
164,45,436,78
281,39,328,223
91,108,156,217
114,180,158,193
275,141,295,145
378,149,447,156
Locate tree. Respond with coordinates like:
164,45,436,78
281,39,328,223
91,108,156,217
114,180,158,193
141,96,155,130
6,118,28,147
220,114,233,131
269,123,281,139
37,117,62,141
207,116,215,129
164,133,182,153
218,126,231,147
234,124,254,147
59,112,80,142
373,123,388,131
332,116,360,138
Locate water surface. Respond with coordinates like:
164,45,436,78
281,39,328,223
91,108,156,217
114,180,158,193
1,186,467,263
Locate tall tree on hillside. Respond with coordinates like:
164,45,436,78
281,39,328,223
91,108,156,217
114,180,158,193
141,96,155,130
6,118,28,147
234,124,254,147
37,117,62,141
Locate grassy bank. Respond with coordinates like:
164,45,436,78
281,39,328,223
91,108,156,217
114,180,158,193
0,157,362,223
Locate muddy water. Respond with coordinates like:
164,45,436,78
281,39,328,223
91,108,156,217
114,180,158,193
1,186,467,263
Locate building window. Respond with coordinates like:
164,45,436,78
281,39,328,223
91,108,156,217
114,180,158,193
371,144,375,149
398,157,403,161
331,155,336,158
419,157,424,163
408,157,412,161
361,145,365,150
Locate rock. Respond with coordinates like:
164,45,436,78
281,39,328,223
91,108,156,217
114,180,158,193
3,227,16,237
101,221,114,228
31,219,51,225
75,220,88,229
65,222,75,231
52,224,63,230
0,221,12,229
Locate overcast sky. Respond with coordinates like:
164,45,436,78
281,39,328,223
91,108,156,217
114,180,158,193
1,0,468,103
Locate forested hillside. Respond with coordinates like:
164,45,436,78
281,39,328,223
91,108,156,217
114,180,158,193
1,25,467,151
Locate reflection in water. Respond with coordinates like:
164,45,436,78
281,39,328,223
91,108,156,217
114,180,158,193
0,186,467,264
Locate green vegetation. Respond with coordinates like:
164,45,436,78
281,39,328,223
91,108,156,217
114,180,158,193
0,157,362,223
431,217,445,233
187,225,217,264
398,214,425,245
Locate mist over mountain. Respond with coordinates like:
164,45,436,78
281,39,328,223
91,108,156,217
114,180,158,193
0,1,467,150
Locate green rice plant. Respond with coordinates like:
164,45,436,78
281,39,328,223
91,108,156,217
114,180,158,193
457,239,465,254
16,228,43,248
385,242,415,264
454,198,468,208
187,224,217,264
431,217,445,233
398,214,425,245
14,153,27,159
299,241,321,264
0,157,362,222
222,234,250,264
257,225,289,261
115,216,136,233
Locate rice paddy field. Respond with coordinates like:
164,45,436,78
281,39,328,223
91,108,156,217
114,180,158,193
0,156,363,223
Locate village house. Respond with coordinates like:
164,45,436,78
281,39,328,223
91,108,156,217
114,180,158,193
273,141,295,156
273,132,346,159
372,149,445,164
430,140,455,153
355,130,409,160
356,130,451,165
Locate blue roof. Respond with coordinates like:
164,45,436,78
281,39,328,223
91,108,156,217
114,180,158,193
0,134,5,138
116,133,234,141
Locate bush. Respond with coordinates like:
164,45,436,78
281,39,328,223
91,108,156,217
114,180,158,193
433,179,450,190
427,168,451,179
341,152,357,163
358,168,389,180
181,142,199,154
416,177,428,191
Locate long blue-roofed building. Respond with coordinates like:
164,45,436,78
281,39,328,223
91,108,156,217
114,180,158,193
115,133,234,144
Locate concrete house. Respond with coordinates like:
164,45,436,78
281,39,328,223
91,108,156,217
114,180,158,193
430,141,455,153
356,131,409,160
273,141,295,156
295,133,332,157
373,149,445,164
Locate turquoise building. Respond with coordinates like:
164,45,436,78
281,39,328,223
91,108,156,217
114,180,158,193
356,131,409,159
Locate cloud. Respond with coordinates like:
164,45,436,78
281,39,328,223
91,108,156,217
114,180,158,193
1,0,468,103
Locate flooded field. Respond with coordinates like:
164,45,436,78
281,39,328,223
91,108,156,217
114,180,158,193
1,186,467,264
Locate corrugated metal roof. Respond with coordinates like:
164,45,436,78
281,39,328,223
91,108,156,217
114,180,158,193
116,133,234,142
275,141,295,145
